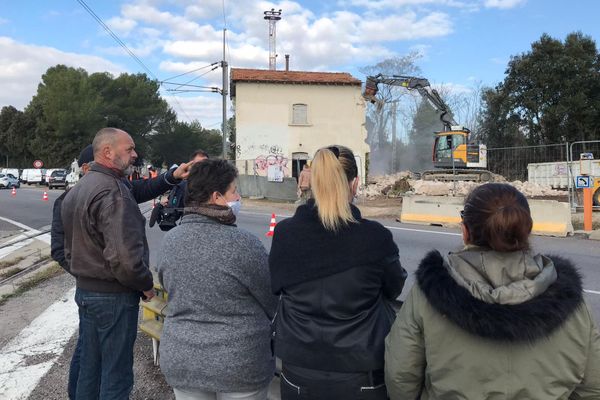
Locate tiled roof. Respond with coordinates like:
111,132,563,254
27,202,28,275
230,68,361,86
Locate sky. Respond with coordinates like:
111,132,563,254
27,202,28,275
1,0,599,129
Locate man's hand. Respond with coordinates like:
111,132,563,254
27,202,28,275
142,289,156,302
172,161,193,180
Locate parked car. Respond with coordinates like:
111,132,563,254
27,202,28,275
0,173,20,189
47,169,67,189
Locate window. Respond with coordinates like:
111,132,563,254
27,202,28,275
291,103,308,125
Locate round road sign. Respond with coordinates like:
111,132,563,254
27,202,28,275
33,159,44,169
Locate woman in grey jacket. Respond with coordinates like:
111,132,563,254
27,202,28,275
157,159,278,400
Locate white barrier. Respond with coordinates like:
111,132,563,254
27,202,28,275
401,195,574,237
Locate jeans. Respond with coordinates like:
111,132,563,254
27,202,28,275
73,287,141,400
68,322,82,399
280,364,387,400
173,386,269,400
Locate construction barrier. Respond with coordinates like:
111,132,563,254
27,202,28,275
139,279,168,366
400,195,574,237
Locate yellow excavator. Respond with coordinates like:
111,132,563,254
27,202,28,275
364,74,492,182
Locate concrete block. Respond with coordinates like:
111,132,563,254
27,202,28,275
400,195,463,227
401,195,574,237
528,199,574,237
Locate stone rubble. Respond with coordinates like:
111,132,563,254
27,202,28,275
359,172,566,199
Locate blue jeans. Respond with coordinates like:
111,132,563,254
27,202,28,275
73,288,141,400
68,318,82,399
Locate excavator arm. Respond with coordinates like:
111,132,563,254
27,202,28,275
363,74,458,131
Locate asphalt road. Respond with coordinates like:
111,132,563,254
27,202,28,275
2,185,600,322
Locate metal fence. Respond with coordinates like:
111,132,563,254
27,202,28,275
568,140,600,209
486,143,569,182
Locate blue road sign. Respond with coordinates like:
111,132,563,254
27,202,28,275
575,175,592,189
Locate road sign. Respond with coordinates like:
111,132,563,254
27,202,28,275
575,175,592,189
33,159,44,169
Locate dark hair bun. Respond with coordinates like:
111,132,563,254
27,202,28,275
462,183,532,252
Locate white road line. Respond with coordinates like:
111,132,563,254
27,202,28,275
0,287,78,399
385,226,462,236
241,210,463,237
0,216,51,260
584,289,600,295
0,215,36,232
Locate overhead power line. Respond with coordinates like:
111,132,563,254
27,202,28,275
76,0,195,121
76,0,157,81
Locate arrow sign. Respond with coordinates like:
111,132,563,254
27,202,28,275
575,175,592,189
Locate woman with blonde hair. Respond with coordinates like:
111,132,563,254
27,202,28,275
385,183,600,399
269,145,407,399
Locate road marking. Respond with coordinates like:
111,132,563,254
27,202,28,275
0,287,78,399
240,210,463,237
385,226,462,236
0,216,51,260
584,289,600,295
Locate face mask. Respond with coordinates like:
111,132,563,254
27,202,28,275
227,200,241,216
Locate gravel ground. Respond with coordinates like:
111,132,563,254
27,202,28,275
28,330,175,400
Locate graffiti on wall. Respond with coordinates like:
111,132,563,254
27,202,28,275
254,154,290,178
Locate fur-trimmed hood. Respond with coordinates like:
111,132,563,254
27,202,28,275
416,249,584,343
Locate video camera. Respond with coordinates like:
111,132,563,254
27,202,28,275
149,204,182,231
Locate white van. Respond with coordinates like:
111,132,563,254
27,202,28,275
22,168,46,185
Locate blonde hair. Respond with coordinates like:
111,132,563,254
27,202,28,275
311,145,358,231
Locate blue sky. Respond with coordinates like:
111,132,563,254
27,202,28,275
1,0,599,127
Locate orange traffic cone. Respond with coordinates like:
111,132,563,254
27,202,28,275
42,191,49,201
265,213,277,237
11,187,16,197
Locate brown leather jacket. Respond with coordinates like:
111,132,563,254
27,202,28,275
62,163,153,293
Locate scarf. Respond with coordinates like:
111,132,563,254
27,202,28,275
184,203,236,225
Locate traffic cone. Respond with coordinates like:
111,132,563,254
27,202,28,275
265,213,277,237
42,191,49,202
11,187,16,197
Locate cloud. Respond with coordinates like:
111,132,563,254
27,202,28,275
0,18,9,25
106,16,138,35
339,0,476,10
483,0,526,9
0,36,124,110
163,93,226,125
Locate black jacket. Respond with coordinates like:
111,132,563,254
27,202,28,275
269,200,407,372
51,165,179,274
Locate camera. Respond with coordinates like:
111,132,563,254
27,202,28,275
149,203,182,231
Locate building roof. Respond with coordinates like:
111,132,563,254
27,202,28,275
230,68,361,97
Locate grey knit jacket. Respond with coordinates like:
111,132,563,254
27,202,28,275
157,213,278,392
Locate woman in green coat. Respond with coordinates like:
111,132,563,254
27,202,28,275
385,183,600,399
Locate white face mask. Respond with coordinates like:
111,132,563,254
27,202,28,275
227,200,241,216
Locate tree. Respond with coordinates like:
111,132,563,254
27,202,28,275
227,116,237,160
480,32,600,146
148,120,222,167
360,54,422,174
402,99,439,171
0,106,35,168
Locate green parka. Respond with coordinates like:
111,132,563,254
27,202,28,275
385,248,600,400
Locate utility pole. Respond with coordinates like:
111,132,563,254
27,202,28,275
222,28,228,160
263,8,282,70
391,101,397,172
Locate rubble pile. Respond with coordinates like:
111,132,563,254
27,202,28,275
360,173,566,199
359,172,414,198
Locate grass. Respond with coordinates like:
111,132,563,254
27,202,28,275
0,268,22,280
0,262,64,306
0,256,25,270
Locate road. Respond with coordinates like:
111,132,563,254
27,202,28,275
2,185,600,399
2,185,600,320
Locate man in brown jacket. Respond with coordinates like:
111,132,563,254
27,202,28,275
62,128,191,399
